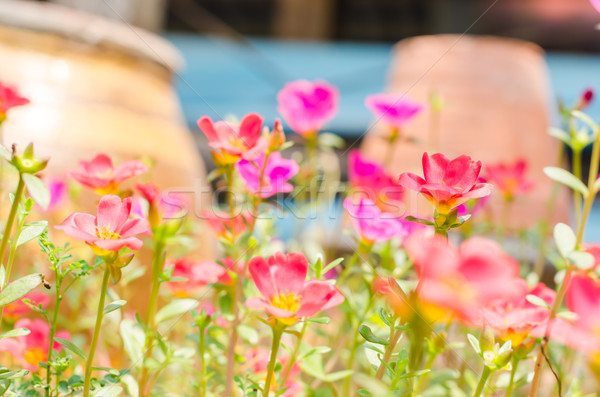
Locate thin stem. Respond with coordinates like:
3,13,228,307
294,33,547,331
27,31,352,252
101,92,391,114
411,350,437,394
473,366,492,397
530,124,600,396
263,325,284,397
376,328,402,380
138,239,166,397
45,285,61,397
83,264,111,397
505,357,520,397
342,295,374,395
281,321,308,386
572,148,583,225
198,324,207,397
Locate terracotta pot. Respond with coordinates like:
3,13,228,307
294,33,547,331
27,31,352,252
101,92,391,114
361,34,570,230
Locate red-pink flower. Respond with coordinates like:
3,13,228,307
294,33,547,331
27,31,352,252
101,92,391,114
246,252,344,325
56,195,150,255
483,283,555,345
343,198,409,243
365,93,423,131
277,80,339,136
549,273,600,354
166,258,239,297
0,319,69,371
68,154,149,195
591,0,600,14
3,291,50,321
485,159,534,201
201,210,253,240
236,152,299,198
399,152,492,214
0,82,29,119
404,232,524,323
348,150,403,205
197,113,267,162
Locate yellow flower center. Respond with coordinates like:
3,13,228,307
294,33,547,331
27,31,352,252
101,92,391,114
96,226,121,240
24,348,45,366
271,292,301,313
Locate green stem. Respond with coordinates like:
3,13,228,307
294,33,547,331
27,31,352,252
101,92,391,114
376,327,402,380
411,351,437,394
473,366,492,397
342,296,374,395
138,239,166,397
198,324,207,397
572,148,583,225
83,264,111,397
263,324,284,397
505,357,520,397
281,321,308,386
45,285,61,397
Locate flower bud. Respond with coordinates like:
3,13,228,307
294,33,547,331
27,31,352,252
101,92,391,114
268,119,286,151
10,143,49,174
479,326,495,353
494,348,513,369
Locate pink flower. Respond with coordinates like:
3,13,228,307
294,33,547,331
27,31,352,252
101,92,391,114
591,0,600,14
235,152,299,198
399,152,492,214
277,80,339,136
246,252,344,325
166,258,239,297
0,319,69,371
483,283,555,345
56,195,150,255
68,154,149,195
348,150,403,205
343,198,409,243
197,113,267,162
404,232,525,323
365,93,423,130
485,159,534,201
0,82,29,119
3,291,50,321
549,273,600,354
136,183,189,225
40,176,67,212
583,244,600,269
201,210,253,240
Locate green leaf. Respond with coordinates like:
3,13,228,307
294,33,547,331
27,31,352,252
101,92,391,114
571,110,599,132
466,334,481,354
526,295,551,309
155,299,198,323
55,337,87,360
358,325,389,346
22,173,50,209
93,385,123,397
554,223,577,258
120,319,145,366
543,167,588,196
0,328,30,338
404,216,435,226
104,300,127,315
0,144,11,162
306,316,330,325
0,273,43,307
557,311,579,321
321,257,344,276
568,250,595,270
323,369,354,382
548,127,571,145
16,221,48,246
395,369,430,381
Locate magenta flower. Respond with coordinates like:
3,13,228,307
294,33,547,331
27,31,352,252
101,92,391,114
277,80,339,136
0,82,29,120
483,283,555,345
68,154,149,195
246,252,344,325
56,195,150,254
197,113,268,162
235,152,299,198
485,159,534,201
399,152,493,214
343,198,409,243
591,0,600,14
0,319,69,371
365,93,423,131
40,176,67,212
348,150,403,204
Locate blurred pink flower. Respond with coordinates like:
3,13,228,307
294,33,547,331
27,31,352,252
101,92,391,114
277,80,339,136
348,150,403,205
399,152,492,214
404,232,525,323
197,113,268,162
343,197,409,243
485,159,534,201
591,0,600,14
67,154,149,195
166,258,233,297
483,283,555,345
3,291,50,322
136,183,189,227
201,210,253,240
365,93,423,130
56,195,150,255
0,319,69,371
0,82,29,119
39,176,67,212
236,152,299,198
246,252,344,325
